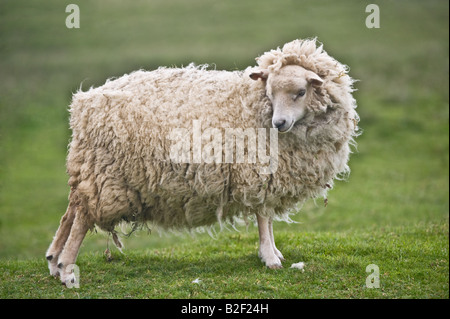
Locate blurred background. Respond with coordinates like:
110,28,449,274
0,0,448,260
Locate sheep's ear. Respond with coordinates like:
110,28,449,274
249,70,269,81
306,71,323,87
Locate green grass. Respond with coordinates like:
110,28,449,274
1,223,448,298
0,0,448,298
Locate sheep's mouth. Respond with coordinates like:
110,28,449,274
277,121,295,134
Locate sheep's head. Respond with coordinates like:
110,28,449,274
250,65,323,133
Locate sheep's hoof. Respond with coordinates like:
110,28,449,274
262,256,283,269
275,252,285,262
47,258,61,278
267,262,283,270
259,249,283,269
61,271,78,287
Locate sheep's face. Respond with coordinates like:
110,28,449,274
251,65,323,133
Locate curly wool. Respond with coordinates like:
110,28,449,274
257,38,350,82
66,39,359,234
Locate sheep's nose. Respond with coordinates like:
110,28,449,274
273,119,286,130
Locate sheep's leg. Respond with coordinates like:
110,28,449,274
46,203,76,277
268,217,284,261
56,209,92,286
257,214,282,269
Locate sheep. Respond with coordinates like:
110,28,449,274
46,38,359,285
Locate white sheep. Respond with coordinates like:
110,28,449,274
46,38,359,285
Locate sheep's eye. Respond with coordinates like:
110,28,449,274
294,89,306,100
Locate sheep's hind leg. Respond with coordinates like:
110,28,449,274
46,202,76,277
56,208,92,286
257,214,282,269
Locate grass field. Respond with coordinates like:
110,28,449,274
0,0,448,299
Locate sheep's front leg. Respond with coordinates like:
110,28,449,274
257,214,283,269
57,210,91,286
46,203,76,277
268,217,284,261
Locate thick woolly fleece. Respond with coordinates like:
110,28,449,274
66,38,359,236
